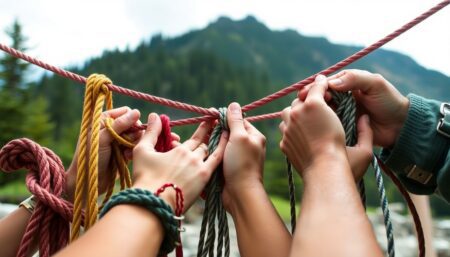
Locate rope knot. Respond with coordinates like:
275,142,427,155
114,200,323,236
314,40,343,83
87,73,112,96
0,138,71,257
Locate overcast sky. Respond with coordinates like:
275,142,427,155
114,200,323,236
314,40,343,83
1,0,449,77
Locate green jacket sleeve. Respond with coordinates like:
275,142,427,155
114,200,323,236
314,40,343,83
380,94,450,202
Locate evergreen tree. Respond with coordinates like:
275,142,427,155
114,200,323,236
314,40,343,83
0,20,54,186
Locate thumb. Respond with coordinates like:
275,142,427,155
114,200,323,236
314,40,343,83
328,70,375,93
139,113,162,150
227,102,246,138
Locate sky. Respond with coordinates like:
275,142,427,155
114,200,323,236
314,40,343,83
0,0,449,77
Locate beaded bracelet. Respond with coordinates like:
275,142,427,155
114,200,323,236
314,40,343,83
99,188,179,256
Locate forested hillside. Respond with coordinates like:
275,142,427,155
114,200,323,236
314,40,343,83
2,16,450,215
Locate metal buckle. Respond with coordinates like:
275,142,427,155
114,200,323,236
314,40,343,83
437,103,450,138
405,165,433,185
440,103,450,115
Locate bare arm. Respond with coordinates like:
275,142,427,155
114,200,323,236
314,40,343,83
280,75,383,257
56,113,227,257
222,103,291,257
291,154,382,257
0,207,32,257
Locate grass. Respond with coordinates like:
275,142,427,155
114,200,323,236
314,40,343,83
0,181,30,199
270,195,300,221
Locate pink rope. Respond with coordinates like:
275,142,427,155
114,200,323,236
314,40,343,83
0,44,217,118
242,0,450,112
0,138,79,257
0,0,448,128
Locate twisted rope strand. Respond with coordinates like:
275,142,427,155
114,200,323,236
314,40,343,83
0,0,448,128
242,0,450,113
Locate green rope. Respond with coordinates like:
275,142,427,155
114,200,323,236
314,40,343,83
197,107,230,257
100,188,179,256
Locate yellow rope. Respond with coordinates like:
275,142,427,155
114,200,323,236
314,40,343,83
71,74,134,241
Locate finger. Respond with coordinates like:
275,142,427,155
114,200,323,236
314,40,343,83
356,114,373,150
328,69,376,93
192,143,209,159
227,102,246,138
279,121,286,134
205,131,229,171
171,132,181,142
101,106,130,120
306,74,328,103
291,98,301,108
139,113,162,150
172,141,181,148
111,109,141,134
297,86,310,101
281,107,290,123
183,122,213,150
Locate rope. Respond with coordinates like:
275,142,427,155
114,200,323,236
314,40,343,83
197,108,230,257
0,0,448,127
372,157,395,257
286,157,296,233
376,157,425,257
331,91,396,256
0,138,75,257
99,188,179,256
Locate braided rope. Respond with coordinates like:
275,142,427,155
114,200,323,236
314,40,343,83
286,157,297,233
331,91,396,257
198,108,230,257
0,139,72,257
376,157,425,257
372,157,395,257
0,1,448,128
99,188,179,256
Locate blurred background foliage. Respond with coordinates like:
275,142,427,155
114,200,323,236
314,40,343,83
1,17,449,217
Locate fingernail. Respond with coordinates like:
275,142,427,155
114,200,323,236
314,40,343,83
329,78,343,86
126,109,136,119
148,113,157,124
230,102,241,114
315,74,326,82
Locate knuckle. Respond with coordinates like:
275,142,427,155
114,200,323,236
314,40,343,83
372,73,385,84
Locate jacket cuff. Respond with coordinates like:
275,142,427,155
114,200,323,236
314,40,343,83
380,94,448,195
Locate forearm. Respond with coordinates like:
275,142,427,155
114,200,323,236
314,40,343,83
228,184,291,257
55,204,164,257
291,155,382,257
0,207,33,257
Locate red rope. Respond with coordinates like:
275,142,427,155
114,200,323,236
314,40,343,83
376,157,425,257
0,138,80,257
0,0,448,127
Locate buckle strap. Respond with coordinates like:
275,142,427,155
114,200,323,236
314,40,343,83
437,103,450,138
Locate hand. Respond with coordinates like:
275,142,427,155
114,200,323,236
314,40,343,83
327,69,409,148
346,115,374,182
222,103,266,211
131,113,228,211
279,75,347,178
65,107,143,201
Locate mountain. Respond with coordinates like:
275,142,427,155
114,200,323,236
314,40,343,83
36,16,450,215
160,15,450,101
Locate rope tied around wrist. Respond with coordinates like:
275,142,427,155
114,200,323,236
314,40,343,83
155,183,185,257
99,188,179,256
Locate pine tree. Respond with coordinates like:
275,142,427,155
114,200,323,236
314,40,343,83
0,20,54,186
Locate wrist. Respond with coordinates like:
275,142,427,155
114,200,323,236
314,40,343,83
132,182,177,212
303,147,349,182
225,184,266,217
389,96,410,148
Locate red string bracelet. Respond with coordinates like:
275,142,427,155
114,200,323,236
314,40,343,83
155,183,185,257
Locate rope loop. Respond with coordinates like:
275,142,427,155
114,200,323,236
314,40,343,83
0,138,71,257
